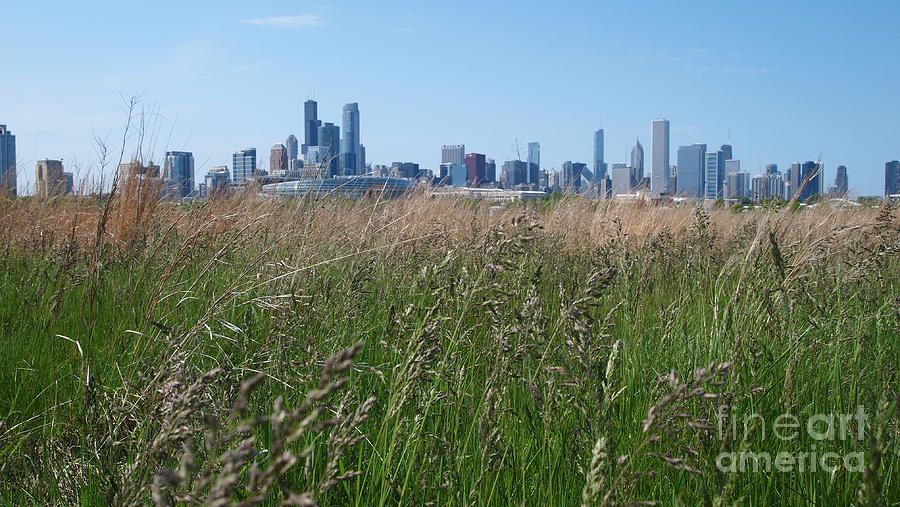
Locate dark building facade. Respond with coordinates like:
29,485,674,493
465,153,486,185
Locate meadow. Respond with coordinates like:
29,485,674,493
0,188,896,505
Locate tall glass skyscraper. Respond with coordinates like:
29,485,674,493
0,124,16,194
527,142,540,184
340,103,360,175
163,151,195,197
302,100,320,155
593,130,606,179
285,135,299,162
676,143,706,198
704,150,725,199
318,123,340,177
886,161,900,197
651,119,670,195
232,148,257,183
631,138,644,182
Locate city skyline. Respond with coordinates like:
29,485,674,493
3,1,899,195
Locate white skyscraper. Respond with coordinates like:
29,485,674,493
651,119,670,196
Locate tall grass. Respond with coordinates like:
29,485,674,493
0,192,896,505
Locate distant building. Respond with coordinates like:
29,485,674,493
485,157,496,183
285,135,299,162
631,138,644,182
527,142,540,184
302,100,320,155
35,159,73,197
651,119,670,195
202,166,231,197
828,165,848,196
118,160,161,180
561,161,586,190
501,160,528,188
668,170,677,196
721,144,733,162
704,150,725,199
390,162,420,179
790,161,823,201
0,124,16,194
340,103,361,175
886,161,900,198
610,163,633,196
317,123,340,177
163,151,195,198
676,143,706,198
465,153,486,185
725,171,750,199
270,144,288,175
232,149,257,183
725,159,741,175
442,145,465,165
448,164,467,187
594,130,607,179
752,169,784,202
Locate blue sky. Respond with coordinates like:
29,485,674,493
5,0,899,195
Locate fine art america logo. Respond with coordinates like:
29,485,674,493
715,406,868,473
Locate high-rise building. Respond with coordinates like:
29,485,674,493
790,161,823,201
720,144,733,162
442,145,465,165
270,144,288,175
610,163,633,196
302,100,320,155
485,158,496,183
286,135,299,162
340,103,361,175
651,119,670,195
163,151,195,198
0,124,16,194
527,142,540,184
676,144,706,198
886,161,900,198
752,169,784,202
725,171,750,199
318,123,340,177
359,145,366,174
501,160,528,188
593,130,607,179
465,153,486,185
725,159,741,175
829,165,848,196
232,148,257,183
203,166,231,197
631,138,644,181
562,161,586,190
704,150,725,199
35,159,73,197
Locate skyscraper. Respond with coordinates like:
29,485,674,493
285,135,299,162
886,161,900,197
340,103,360,175
562,161,586,190
442,145,465,165
676,144,706,198
465,153,486,185
232,148,257,183
501,160,528,188
527,142,540,184
302,100,320,155
163,151,195,197
318,123,340,177
651,119,670,195
791,161,823,201
631,138,644,183
485,158,496,183
270,144,288,175
593,130,607,179
203,166,231,197
704,150,725,199
831,165,848,196
35,159,73,197
0,124,16,194
720,144,733,162
611,163,633,196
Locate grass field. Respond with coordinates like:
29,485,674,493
0,190,896,505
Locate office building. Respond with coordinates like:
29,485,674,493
562,161,586,190
318,123,340,177
651,119,670,195
829,165,848,196
390,162,421,179
721,144,733,162
232,149,257,183
465,153,486,185
676,143,706,198
725,171,750,199
485,158,496,183
35,159,73,197
203,166,231,197
302,100,320,155
286,135,299,162
0,124,16,194
704,150,725,199
752,170,784,202
527,142,540,184
501,160,528,188
789,161,823,201
270,144,288,175
593,130,607,179
340,103,361,175
631,138,644,181
163,151,195,198
884,161,899,198
442,145,465,165
610,163,633,196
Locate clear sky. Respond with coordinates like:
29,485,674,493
5,0,899,195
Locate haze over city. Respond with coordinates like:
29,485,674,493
4,0,900,195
